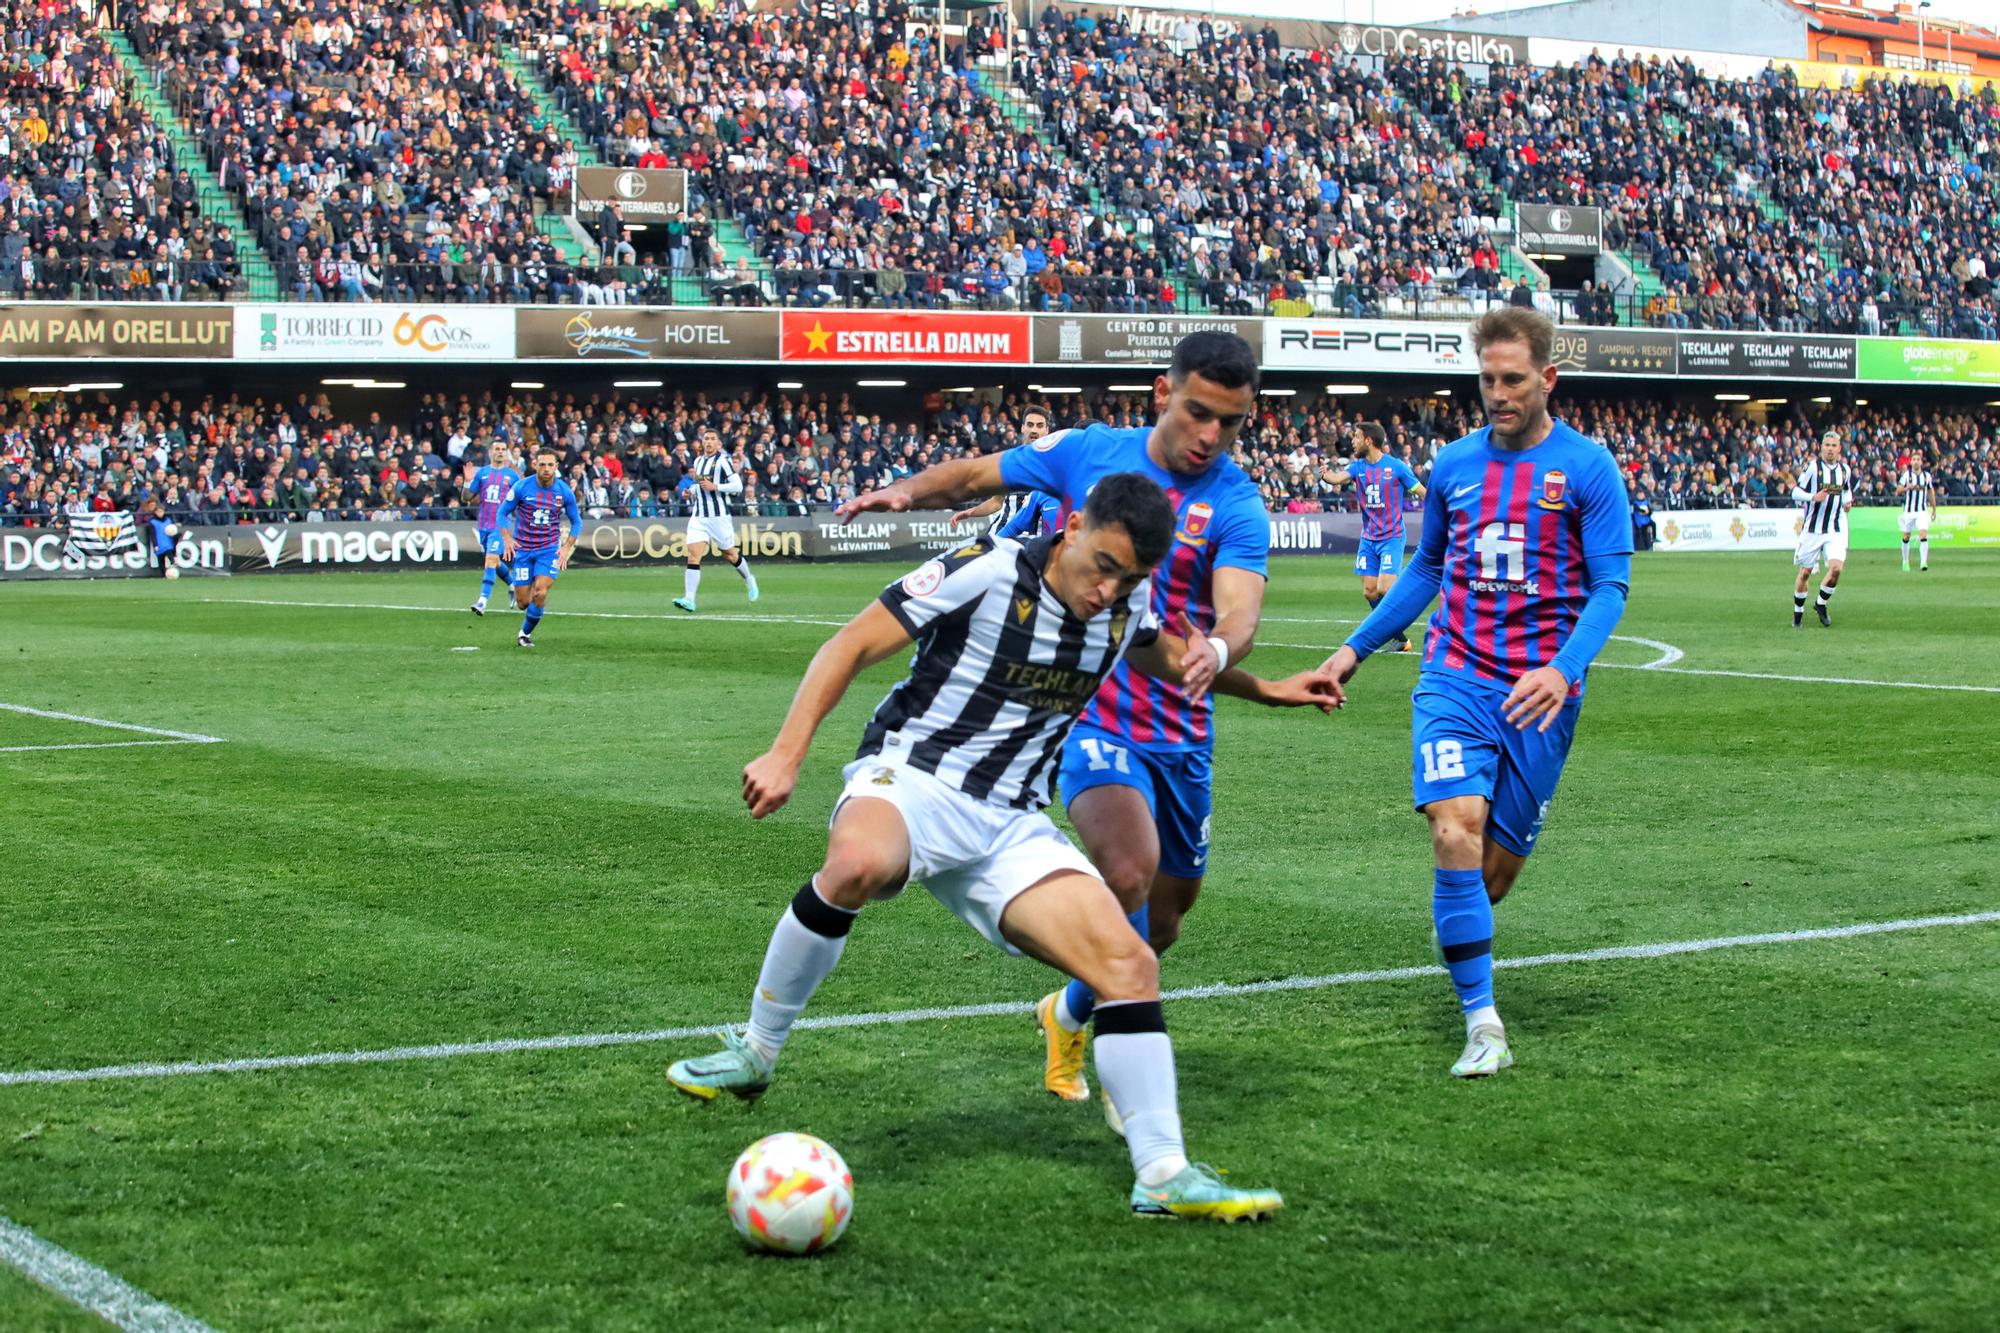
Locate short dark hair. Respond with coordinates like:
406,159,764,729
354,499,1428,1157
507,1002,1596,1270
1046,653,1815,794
1082,471,1175,568
1469,307,1555,368
535,447,558,461
1170,330,1260,394
1354,422,1388,450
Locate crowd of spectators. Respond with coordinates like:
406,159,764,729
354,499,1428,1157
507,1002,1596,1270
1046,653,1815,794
5,382,1995,532
0,0,240,300
1455,49,2000,337
2,0,1987,330
1016,10,1513,317
127,0,587,303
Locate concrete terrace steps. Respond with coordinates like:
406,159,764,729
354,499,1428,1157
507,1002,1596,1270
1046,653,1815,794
104,28,280,300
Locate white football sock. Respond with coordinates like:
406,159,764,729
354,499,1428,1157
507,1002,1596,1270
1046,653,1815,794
744,882,856,1067
1093,1013,1187,1186
683,564,701,602
1466,1004,1502,1035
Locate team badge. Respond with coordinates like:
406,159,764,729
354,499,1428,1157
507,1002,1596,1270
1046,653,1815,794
1175,499,1213,548
869,768,896,786
1536,469,1568,510
1015,595,1036,624
901,561,944,597
1108,606,1130,645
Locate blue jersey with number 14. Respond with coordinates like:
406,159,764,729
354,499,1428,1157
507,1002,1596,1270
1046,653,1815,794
999,423,1268,751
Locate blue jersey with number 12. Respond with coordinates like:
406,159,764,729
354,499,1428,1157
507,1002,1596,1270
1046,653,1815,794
1000,423,1268,751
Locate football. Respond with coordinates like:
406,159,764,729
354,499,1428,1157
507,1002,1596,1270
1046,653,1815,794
725,1132,853,1256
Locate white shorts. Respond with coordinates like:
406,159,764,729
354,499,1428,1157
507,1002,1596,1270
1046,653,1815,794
833,757,1098,954
1898,510,1931,535
687,514,738,552
1794,530,1848,568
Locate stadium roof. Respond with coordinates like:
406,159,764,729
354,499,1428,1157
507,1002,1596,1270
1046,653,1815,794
1792,2,2000,59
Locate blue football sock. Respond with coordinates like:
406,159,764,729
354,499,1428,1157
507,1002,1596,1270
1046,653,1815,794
521,605,543,637
1433,866,1493,1013
480,568,497,598
1062,904,1150,1027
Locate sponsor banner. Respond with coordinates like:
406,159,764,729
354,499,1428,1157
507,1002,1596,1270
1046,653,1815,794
574,166,688,220
1857,336,2000,385
1516,204,1602,256
780,311,1029,365
1675,333,1856,380
1552,328,1679,377
1649,508,1800,553
1847,505,2000,549
1263,319,1474,375
236,523,470,570
0,528,228,580
0,304,233,359
1779,58,1987,93
236,305,517,361
1007,3,1523,63
516,308,780,361
1032,315,1257,367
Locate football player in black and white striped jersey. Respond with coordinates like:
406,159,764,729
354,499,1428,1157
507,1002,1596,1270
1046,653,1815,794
673,428,759,612
1896,449,1938,572
666,473,1336,1221
950,406,1050,534
1791,430,1853,628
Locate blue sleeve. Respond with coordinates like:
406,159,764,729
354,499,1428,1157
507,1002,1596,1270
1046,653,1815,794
561,483,582,535
1344,473,1450,658
1344,459,1365,481
1578,450,1635,558
496,478,523,527
1551,555,1631,683
997,426,1089,500
995,492,1049,539
1394,458,1422,489
1211,487,1269,576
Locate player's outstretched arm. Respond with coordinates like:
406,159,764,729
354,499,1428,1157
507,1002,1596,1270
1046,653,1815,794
949,496,1005,526
743,602,915,819
1212,667,1341,713
836,453,1007,522
1124,615,1220,703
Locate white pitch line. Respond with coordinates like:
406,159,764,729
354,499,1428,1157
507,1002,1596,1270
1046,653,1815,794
0,703,223,745
0,740,216,755
0,1212,218,1333
198,600,2000,693
199,597,847,627
3,910,1992,1091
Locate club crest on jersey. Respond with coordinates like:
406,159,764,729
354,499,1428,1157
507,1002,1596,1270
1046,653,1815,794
1108,606,1130,645
1536,470,1568,510
1177,500,1214,547
901,560,944,598
869,767,896,786
1014,595,1035,624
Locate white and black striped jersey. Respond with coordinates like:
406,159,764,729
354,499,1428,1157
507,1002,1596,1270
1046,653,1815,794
689,451,742,518
1898,468,1936,514
983,492,1035,538
860,535,1159,810
1791,459,1852,534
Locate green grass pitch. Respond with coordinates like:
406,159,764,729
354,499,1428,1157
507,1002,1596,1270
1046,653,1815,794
2,550,1996,1331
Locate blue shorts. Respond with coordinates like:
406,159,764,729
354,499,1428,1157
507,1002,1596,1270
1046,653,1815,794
510,548,562,586
1355,535,1406,577
1410,680,1579,857
480,529,508,559
1058,723,1212,879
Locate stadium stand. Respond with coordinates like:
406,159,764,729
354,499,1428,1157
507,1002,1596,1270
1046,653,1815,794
0,0,240,300
4,384,1993,527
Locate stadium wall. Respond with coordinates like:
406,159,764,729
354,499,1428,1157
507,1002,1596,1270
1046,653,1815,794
0,513,1423,581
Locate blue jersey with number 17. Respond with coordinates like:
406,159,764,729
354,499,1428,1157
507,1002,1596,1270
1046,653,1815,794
1000,423,1268,751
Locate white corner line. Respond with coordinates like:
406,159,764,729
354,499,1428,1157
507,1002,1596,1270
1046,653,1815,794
0,703,224,745
0,1212,219,1333
0,741,218,755
3,910,1992,1091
